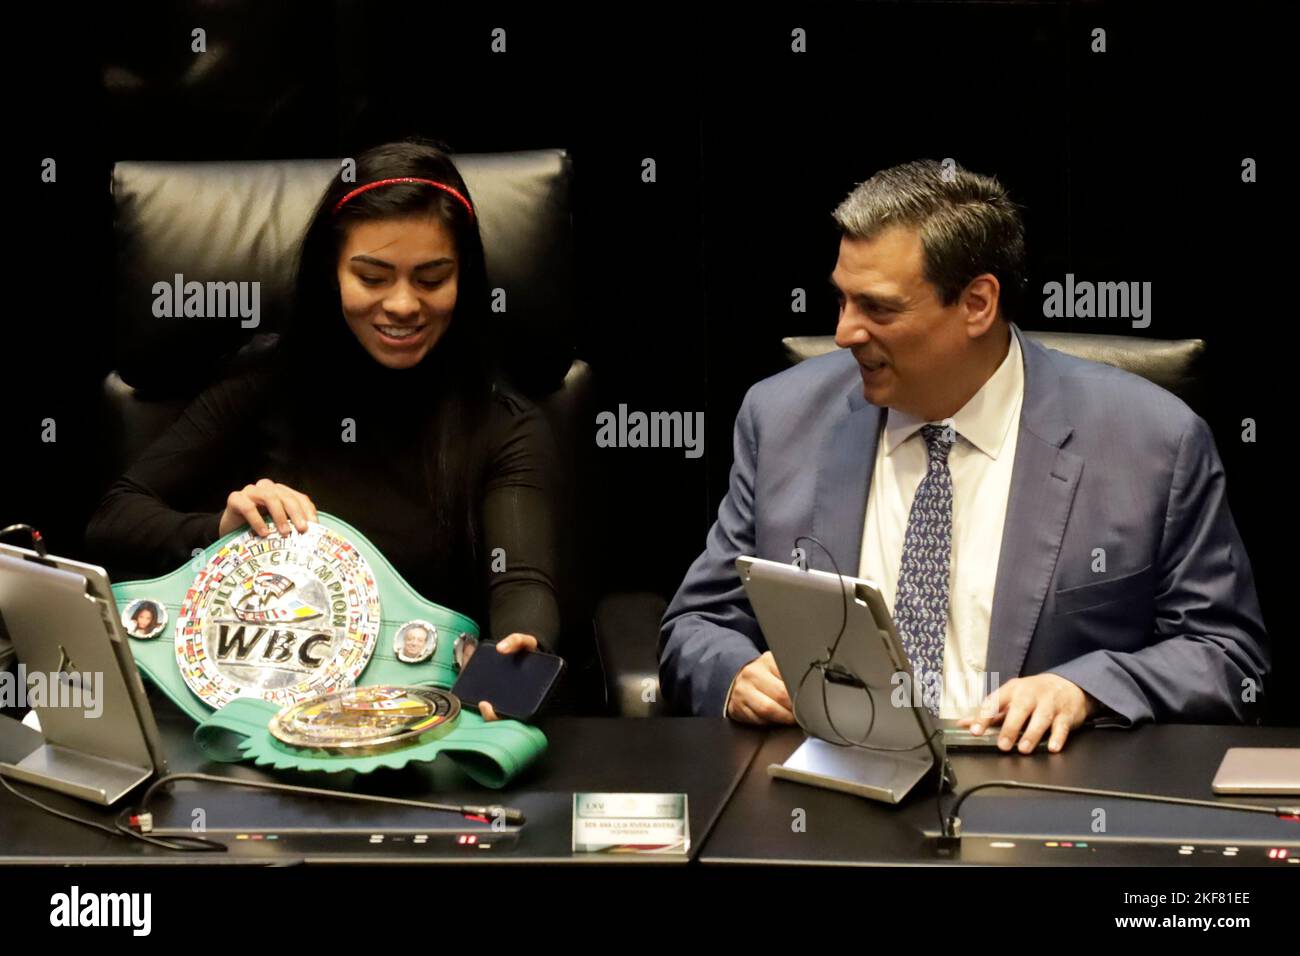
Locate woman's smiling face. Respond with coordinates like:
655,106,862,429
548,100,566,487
336,215,459,369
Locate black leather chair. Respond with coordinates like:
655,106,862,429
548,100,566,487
99,151,609,712
781,330,1207,411
594,592,671,717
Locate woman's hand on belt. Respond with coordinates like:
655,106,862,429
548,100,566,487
219,479,317,537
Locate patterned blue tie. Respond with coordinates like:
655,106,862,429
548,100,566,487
892,423,957,716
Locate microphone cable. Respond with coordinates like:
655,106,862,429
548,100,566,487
937,778,1300,848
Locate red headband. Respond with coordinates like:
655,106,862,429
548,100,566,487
332,177,475,218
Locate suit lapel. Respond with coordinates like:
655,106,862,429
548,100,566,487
985,324,1083,681
811,386,883,575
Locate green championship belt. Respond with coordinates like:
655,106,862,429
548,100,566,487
110,513,546,786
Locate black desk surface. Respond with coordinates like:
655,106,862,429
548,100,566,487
699,724,1300,866
7,702,1300,868
0,693,763,865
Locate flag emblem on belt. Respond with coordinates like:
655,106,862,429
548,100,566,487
174,523,381,710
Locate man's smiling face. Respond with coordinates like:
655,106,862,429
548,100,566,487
830,225,977,418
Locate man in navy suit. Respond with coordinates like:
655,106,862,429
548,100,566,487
659,160,1268,753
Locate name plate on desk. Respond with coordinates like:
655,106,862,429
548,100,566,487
572,793,690,854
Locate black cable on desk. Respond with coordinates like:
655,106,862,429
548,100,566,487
0,774,226,852
135,772,526,826
2,770,526,853
941,778,1300,840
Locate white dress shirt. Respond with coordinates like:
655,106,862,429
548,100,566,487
858,332,1025,718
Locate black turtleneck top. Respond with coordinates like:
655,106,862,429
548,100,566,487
85,348,563,652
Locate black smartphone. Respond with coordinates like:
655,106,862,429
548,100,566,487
451,644,566,722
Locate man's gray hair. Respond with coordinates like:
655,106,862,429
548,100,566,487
832,160,1027,320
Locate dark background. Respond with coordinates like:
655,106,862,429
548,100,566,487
4,1,1290,718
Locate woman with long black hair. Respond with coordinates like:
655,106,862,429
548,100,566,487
87,140,562,718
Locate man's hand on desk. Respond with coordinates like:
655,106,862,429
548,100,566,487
956,673,1100,754
727,651,797,725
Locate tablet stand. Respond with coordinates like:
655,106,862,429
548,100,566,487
0,549,161,806
0,715,153,805
769,734,949,804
